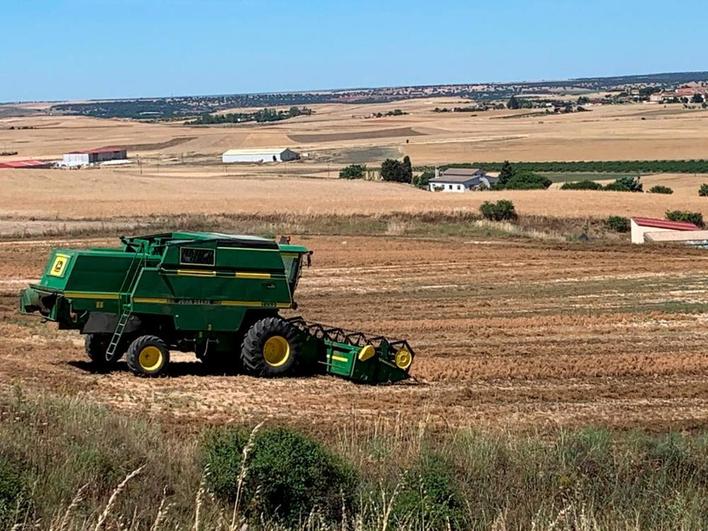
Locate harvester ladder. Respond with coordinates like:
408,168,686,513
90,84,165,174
105,309,131,362
105,252,146,362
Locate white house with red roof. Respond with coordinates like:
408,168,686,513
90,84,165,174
630,217,700,244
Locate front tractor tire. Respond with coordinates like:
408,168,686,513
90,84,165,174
126,335,170,377
241,317,301,377
85,333,122,368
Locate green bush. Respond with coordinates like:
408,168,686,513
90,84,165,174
561,180,603,190
503,172,552,190
412,170,434,188
480,200,517,222
394,451,465,529
605,176,643,192
0,457,28,527
699,184,708,197
202,426,357,525
665,210,704,227
648,185,673,194
605,216,630,233
339,164,366,179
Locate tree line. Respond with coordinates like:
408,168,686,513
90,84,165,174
436,160,708,174
187,106,312,125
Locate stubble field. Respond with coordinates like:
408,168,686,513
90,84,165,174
1,234,707,435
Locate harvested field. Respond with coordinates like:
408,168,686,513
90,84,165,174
1,99,707,164
288,126,422,143
2,235,707,434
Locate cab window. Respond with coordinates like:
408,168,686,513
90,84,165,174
282,254,302,290
180,247,215,266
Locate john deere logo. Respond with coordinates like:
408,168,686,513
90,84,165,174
49,254,70,277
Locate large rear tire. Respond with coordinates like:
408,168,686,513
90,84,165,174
240,317,301,377
85,333,122,367
126,335,170,377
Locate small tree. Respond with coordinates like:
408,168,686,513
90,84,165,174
691,93,704,104
498,161,514,188
402,155,413,182
381,158,412,183
507,96,521,110
480,199,517,221
699,184,708,197
648,185,673,194
339,164,366,179
665,210,704,227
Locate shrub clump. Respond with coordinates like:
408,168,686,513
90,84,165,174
648,185,673,194
339,164,366,179
202,426,357,525
561,180,603,190
604,176,643,192
503,172,552,190
665,210,704,228
699,183,708,197
480,200,517,222
605,216,630,233
394,451,465,529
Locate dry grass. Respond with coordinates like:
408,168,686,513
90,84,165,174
0,392,705,530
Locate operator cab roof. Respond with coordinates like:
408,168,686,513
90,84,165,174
125,231,309,253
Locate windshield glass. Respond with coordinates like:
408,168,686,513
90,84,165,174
282,254,302,292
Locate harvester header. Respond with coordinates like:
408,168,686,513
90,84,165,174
20,232,414,383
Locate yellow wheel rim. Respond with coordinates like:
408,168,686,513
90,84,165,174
138,345,164,372
263,335,291,367
394,348,412,370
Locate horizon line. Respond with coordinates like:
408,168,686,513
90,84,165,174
3,69,707,106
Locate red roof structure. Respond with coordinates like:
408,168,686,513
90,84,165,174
0,159,52,169
631,217,699,231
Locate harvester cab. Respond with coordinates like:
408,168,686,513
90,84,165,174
19,232,414,383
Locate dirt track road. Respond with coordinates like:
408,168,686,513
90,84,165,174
1,235,707,435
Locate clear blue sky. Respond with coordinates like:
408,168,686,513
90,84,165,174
1,0,705,102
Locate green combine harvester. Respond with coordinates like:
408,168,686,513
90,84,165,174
19,232,414,383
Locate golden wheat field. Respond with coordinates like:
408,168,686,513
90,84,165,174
0,99,707,435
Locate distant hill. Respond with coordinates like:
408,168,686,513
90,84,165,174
36,70,708,121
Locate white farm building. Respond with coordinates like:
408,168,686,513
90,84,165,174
222,148,300,164
428,168,496,192
62,147,127,168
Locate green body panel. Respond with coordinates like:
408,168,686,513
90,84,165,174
22,232,301,332
20,232,414,384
